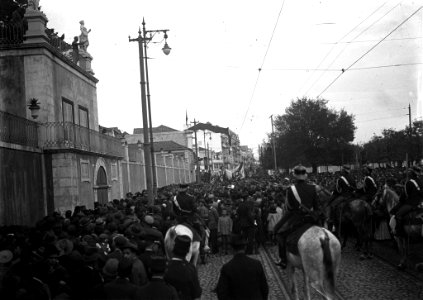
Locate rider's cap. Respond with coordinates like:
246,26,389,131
293,165,307,180
342,165,351,173
173,235,191,257
408,165,422,175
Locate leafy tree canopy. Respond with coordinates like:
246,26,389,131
269,97,356,172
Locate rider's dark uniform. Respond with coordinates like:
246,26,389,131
274,165,319,268
357,166,378,203
173,184,203,242
327,165,356,227
391,166,423,236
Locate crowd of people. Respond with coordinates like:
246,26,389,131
0,163,422,299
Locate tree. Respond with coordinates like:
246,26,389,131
272,97,356,173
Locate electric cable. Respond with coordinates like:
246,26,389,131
317,6,423,98
240,0,286,130
296,1,389,96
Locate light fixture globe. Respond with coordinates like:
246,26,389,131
162,42,171,55
28,98,41,119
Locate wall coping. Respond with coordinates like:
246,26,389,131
0,43,98,84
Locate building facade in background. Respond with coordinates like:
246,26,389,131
0,5,193,225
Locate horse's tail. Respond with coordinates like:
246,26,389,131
320,230,335,294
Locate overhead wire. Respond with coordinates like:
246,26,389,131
305,1,402,96
317,6,423,98
240,0,286,130
296,1,389,96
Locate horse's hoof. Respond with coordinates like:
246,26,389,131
397,263,406,270
359,254,366,260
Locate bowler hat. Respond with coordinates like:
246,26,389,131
173,235,191,257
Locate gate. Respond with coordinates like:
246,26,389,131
96,166,108,205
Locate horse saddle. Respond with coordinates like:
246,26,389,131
404,209,423,225
286,223,314,255
180,222,202,242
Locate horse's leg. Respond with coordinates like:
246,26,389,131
302,269,311,300
288,264,299,300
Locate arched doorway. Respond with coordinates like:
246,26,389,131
96,166,108,205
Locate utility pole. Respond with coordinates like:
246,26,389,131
191,119,201,183
129,19,171,205
129,27,153,204
144,36,158,198
407,103,412,166
270,115,277,172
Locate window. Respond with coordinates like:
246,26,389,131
62,98,74,123
80,159,90,182
78,106,89,128
111,163,118,181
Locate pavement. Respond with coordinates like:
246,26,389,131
197,241,423,300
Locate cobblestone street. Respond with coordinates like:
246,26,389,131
198,242,423,300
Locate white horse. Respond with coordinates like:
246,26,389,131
287,226,341,300
164,224,201,267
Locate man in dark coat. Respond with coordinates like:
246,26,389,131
137,256,179,300
274,165,319,269
164,235,202,300
216,234,268,300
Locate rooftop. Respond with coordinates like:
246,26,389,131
133,125,179,134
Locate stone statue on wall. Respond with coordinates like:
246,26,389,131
27,0,40,11
79,20,91,52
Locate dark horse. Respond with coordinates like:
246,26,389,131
317,186,373,259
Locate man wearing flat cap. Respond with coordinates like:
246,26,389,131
274,165,319,269
164,235,202,300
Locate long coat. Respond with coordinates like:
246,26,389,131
164,259,202,300
216,253,269,300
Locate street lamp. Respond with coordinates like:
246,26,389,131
129,18,171,205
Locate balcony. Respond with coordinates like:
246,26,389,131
0,110,38,148
39,122,124,158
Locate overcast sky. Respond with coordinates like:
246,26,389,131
42,0,422,154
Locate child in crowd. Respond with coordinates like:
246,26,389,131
267,205,280,245
218,209,233,255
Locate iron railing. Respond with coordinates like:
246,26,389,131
40,122,124,157
0,110,39,148
0,21,26,45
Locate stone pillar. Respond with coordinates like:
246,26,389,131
24,10,49,44
79,50,94,75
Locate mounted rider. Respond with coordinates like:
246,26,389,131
274,165,319,269
172,183,205,244
356,165,378,204
391,166,423,236
327,165,357,230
